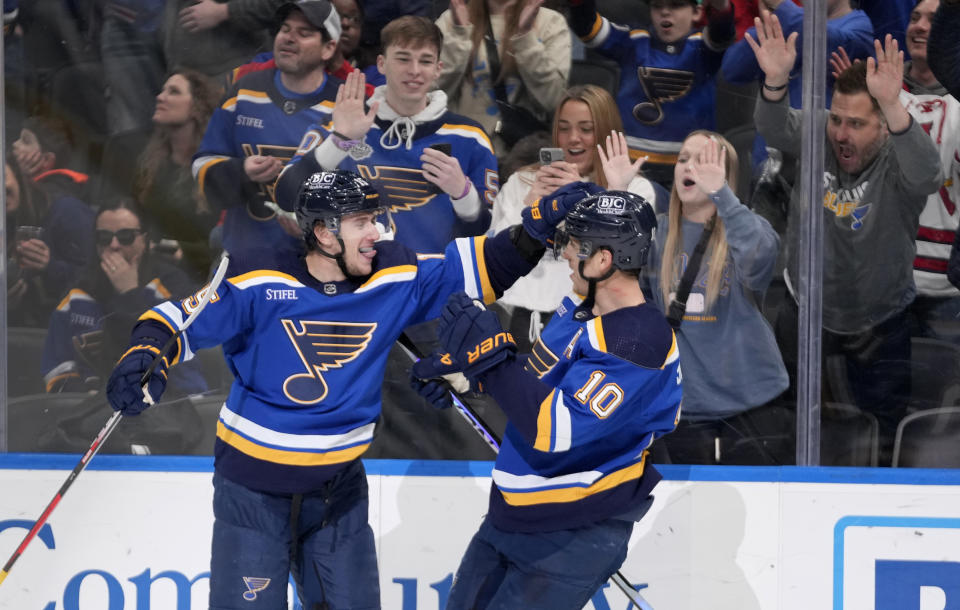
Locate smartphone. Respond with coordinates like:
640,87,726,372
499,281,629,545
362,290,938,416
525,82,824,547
428,142,452,156
539,147,565,165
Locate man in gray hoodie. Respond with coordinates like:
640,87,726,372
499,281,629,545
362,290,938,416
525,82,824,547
746,10,942,461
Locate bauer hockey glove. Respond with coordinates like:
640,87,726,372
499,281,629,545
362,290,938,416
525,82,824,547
521,181,603,246
437,292,516,381
106,322,172,415
410,352,473,409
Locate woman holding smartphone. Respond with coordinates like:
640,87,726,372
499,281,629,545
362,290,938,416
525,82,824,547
488,84,658,348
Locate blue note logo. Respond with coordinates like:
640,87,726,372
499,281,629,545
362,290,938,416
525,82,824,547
242,577,271,601
281,319,378,404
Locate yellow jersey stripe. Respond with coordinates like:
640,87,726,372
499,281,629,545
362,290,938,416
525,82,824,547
586,14,604,40
533,390,556,452
500,456,647,506
358,264,418,290
136,310,182,365
217,422,371,466
473,236,495,304
56,288,93,311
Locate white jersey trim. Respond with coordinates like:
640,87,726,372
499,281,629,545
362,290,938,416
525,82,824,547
219,403,377,450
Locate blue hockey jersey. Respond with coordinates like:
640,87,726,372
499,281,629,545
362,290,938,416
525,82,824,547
481,295,682,532
42,261,206,395
276,89,498,254
577,7,733,169
191,68,341,274
135,231,534,494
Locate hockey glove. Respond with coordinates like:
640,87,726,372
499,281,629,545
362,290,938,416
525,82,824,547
106,323,173,416
521,181,603,246
410,351,473,409
437,292,516,381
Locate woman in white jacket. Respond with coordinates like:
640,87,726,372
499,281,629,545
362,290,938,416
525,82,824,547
489,84,658,348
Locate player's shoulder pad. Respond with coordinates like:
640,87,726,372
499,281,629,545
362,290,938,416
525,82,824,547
372,240,419,269
590,303,676,369
230,67,275,93
433,110,495,153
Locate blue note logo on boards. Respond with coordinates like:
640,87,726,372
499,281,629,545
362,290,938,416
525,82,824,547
833,516,960,610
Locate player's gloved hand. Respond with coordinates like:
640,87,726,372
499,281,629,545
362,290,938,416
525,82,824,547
521,181,603,246
106,346,169,416
410,352,460,410
438,292,516,381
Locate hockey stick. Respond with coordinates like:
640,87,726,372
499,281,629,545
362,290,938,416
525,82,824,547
397,333,501,453
397,333,654,610
0,252,231,588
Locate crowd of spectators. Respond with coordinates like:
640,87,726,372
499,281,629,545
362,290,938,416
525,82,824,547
4,0,960,467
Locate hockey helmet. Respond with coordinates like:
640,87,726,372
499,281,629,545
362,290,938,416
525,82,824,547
554,191,657,271
296,170,385,235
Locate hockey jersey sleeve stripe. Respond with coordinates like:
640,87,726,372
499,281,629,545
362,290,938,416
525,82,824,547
44,361,80,391
138,303,196,364
534,390,555,451
584,14,604,41
228,270,303,290
146,279,172,300
524,339,559,379
219,403,377,449
56,289,94,311
455,236,496,304
309,100,336,113
194,156,230,193
436,124,495,155
661,333,679,369
217,422,372,466
586,318,607,353
493,454,648,506
629,29,650,39
533,389,572,452
235,89,272,105
355,265,418,293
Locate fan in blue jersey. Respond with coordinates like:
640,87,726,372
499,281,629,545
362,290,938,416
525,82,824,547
191,0,344,276
413,189,683,609
567,0,735,187
103,168,584,609
275,16,499,255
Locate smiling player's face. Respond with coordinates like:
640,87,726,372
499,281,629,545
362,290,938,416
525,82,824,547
332,211,381,276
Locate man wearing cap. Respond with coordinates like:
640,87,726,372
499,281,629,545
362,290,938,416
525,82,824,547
192,0,344,275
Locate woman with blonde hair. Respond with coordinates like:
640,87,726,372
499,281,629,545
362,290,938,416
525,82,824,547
645,130,789,465
489,84,658,348
436,0,570,154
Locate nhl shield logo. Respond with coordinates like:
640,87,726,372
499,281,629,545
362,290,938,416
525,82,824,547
282,100,298,115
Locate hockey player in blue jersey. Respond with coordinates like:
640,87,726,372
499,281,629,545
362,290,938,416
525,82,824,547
412,188,683,608
192,0,344,275
104,168,580,609
566,0,735,187
275,16,498,254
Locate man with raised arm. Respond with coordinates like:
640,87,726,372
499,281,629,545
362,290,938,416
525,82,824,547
275,16,498,255
748,11,942,462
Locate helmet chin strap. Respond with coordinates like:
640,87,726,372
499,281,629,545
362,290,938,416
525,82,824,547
576,256,616,313
316,237,370,283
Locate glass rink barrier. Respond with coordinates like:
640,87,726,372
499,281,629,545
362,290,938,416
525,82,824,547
3,0,960,607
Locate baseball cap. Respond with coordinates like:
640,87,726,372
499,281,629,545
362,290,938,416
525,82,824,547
276,0,342,41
